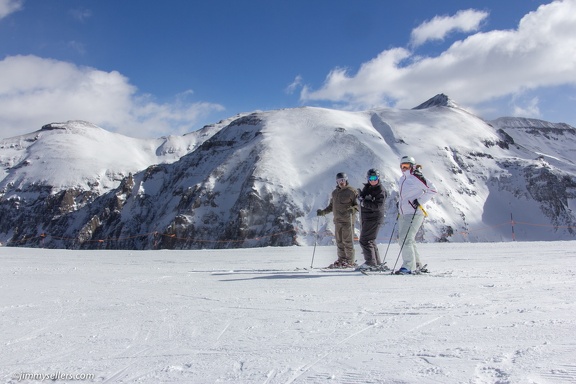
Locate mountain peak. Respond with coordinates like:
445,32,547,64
412,93,458,110
40,120,100,132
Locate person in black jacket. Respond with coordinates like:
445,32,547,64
357,169,387,270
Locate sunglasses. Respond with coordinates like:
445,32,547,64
336,178,347,183
368,175,379,181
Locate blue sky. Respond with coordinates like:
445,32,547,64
1,0,575,138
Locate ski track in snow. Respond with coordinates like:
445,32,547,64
0,241,575,383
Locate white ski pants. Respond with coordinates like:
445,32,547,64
397,213,425,271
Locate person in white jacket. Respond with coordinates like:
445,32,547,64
395,156,437,274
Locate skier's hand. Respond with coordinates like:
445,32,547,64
316,209,325,216
410,199,420,209
364,195,373,201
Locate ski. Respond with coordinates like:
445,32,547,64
357,262,391,275
360,269,393,276
189,264,433,276
415,264,430,274
202,267,361,275
192,266,366,275
362,264,430,276
210,268,310,275
360,269,385,276
317,267,359,273
189,268,310,274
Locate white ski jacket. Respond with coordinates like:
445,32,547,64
398,168,437,216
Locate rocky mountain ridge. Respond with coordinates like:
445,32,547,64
1,94,575,249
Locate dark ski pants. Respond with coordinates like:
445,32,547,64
359,219,381,266
335,220,355,264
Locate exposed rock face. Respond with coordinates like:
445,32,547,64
412,93,459,109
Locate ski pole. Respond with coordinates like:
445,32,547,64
310,216,320,268
391,209,418,273
419,205,428,217
381,214,398,264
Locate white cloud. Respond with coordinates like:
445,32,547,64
0,0,22,19
67,40,87,55
410,9,488,47
511,96,541,118
0,55,225,139
69,8,92,22
285,75,303,95
301,0,576,119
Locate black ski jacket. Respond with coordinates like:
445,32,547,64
358,182,386,223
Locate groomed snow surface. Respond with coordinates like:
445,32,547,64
1,241,575,383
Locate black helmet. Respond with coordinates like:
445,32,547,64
400,155,415,165
336,172,347,180
366,168,380,179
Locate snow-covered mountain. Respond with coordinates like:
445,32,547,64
0,118,234,193
1,94,575,249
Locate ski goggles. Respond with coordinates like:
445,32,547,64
336,178,347,184
400,163,411,170
368,175,379,181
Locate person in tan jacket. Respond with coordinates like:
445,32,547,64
317,172,359,268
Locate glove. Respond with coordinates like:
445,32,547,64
316,209,325,217
410,199,420,209
348,206,357,213
364,195,373,201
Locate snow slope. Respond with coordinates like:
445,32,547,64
1,241,575,383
